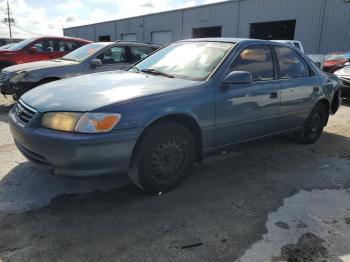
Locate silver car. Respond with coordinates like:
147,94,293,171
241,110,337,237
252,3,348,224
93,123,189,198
0,41,161,100
334,66,350,98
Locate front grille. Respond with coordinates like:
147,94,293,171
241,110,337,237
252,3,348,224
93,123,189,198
13,100,38,124
0,71,9,83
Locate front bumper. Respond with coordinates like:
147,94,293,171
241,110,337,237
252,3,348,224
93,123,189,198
9,109,139,177
12,81,36,97
339,77,350,98
0,81,13,95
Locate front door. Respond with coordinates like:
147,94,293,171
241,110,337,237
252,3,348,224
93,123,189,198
214,44,281,146
21,39,55,63
84,46,130,74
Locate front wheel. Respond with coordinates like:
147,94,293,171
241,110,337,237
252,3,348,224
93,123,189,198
295,103,327,144
129,121,195,193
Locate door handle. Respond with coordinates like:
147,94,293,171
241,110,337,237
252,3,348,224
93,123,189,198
269,92,278,99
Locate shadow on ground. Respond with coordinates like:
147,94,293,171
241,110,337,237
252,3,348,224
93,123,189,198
0,132,350,262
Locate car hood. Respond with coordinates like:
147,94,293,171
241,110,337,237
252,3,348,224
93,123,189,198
334,66,350,77
3,60,77,73
324,60,347,67
21,70,199,112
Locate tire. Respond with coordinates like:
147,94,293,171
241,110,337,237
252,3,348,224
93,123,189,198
295,103,327,144
129,121,195,193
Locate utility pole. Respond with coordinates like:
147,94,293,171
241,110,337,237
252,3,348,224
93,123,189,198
6,1,12,38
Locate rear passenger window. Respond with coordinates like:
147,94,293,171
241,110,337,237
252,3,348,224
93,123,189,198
275,46,310,79
129,46,150,63
230,45,274,81
59,41,79,52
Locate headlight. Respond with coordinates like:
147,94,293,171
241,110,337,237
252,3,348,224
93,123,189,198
10,71,27,83
41,112,121,133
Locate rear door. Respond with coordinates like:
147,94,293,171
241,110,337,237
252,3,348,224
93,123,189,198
214,44,281,146
273,45,318,130
84,45,130,73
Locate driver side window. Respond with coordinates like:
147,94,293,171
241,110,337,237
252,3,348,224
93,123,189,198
230,45,274,82
96,46,126,65
32,40,55,53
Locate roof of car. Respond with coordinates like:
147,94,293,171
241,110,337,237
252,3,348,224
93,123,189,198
113,40,162,47
178,37,265,44
29,36,91,43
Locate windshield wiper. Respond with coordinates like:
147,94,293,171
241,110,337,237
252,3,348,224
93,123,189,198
59,57,78,62
130,65,140,72
141,68,174,78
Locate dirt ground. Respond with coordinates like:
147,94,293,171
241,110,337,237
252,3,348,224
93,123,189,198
0,96,350,262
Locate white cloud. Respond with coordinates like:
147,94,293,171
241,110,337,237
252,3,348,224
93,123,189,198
0,0,229,38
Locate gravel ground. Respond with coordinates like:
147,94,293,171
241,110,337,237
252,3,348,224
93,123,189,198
0,95,350,262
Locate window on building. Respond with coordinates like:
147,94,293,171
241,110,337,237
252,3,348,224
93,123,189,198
250,20,296,40
99,35,111,42
230,45,274,82
274,46,310,79
192,26,222,38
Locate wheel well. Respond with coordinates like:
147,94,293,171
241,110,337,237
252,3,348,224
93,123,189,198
130,114,204,168
0,62,13,70
330,90,340,115
318,99,330,126
38,77,60,85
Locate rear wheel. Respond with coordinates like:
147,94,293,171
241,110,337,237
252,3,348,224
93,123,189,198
295,103,327,144
129,121,195,193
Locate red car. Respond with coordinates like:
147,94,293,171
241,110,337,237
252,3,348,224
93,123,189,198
323,52,350,73
0,36,91,70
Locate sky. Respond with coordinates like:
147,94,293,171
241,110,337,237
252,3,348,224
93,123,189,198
0,0,226,38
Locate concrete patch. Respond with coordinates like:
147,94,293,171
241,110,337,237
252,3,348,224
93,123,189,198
236,189,350,262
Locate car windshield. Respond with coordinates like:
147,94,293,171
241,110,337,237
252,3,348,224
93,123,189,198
8,38,37,51
59,43,106,62
325,53,350,61
131,41,234,81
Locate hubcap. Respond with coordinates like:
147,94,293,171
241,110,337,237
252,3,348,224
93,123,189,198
151,138,185,183
310,113,321,132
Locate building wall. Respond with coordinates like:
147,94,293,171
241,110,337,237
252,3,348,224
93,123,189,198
319,0,350,53
237,0,324,54
116,17,143,41
143,11,182,43
182,1,239,39
95,21,116,41
63,0,350,54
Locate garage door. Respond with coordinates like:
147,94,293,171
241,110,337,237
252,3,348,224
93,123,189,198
151,31,172,45
121,33,137,41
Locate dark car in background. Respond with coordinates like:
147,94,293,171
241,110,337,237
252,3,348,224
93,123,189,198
323,52,350,73
334,65,350,98
0,41,161,100
0,36,91,70
9,38,341,193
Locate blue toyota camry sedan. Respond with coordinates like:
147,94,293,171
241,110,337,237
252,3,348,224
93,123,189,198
9,38,341,193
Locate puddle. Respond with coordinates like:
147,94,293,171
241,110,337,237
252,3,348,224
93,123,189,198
236,189,350,262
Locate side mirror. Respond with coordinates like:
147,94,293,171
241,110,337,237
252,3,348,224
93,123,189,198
223,71,252,85
28,47,37,54
90,59,102,67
